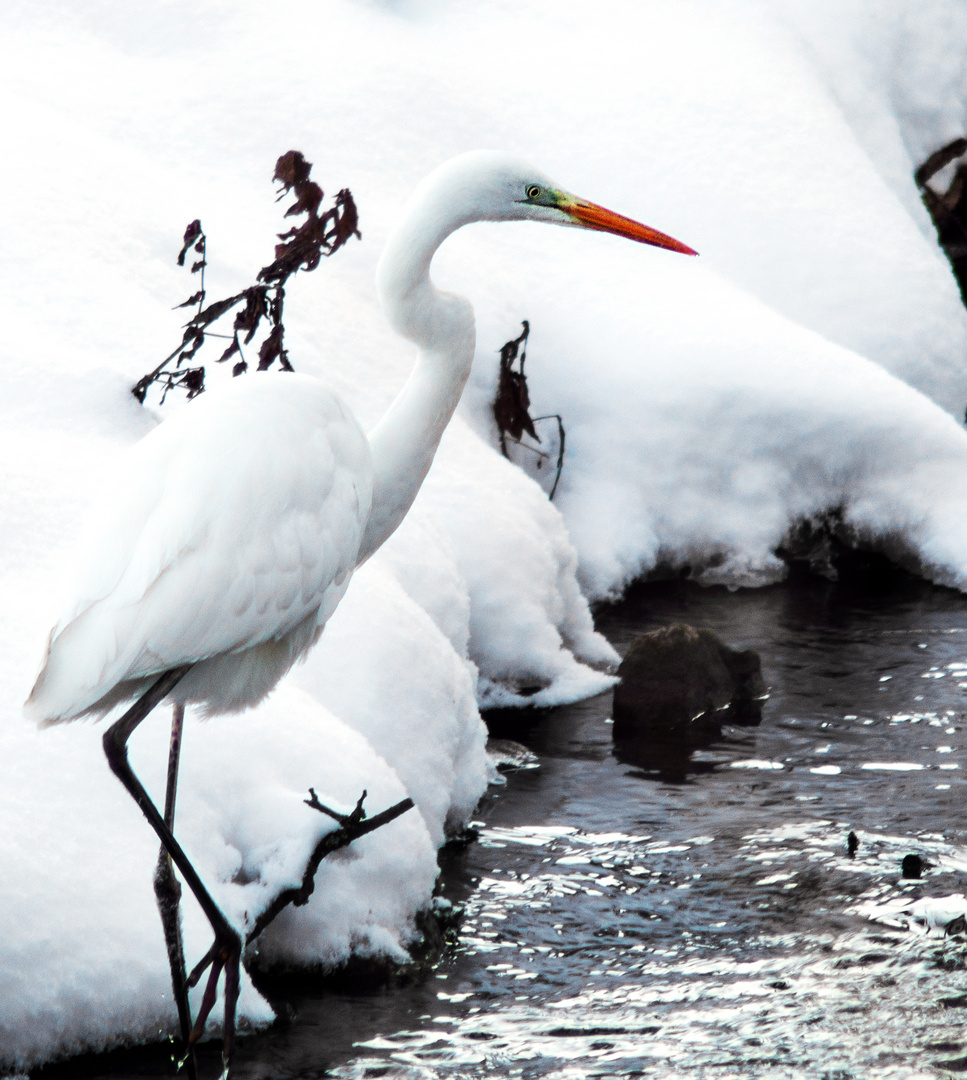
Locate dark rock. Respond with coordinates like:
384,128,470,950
613,624,766,739
612,624,767,773
778,511,926,594
901,853,933,879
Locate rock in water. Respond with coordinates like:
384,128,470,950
612,624,766,771
487,738,540,772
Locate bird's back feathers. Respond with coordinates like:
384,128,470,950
26,374,372,724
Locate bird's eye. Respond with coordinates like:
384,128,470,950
526,184,542,200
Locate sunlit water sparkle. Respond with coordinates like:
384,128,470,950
35,575,967,1079
323,578,967,1080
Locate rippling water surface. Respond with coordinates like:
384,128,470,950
43,574,967,1079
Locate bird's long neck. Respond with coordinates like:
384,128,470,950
356,189,476,564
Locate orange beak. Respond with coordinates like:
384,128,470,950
566,199,697,255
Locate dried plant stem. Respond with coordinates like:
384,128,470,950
245,790,414,946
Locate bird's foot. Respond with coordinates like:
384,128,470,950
185,926,242,1073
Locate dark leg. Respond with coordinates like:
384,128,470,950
153,704,197,1080
103,668,242,1076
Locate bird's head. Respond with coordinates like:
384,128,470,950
424,150,697,256
377,151,697,344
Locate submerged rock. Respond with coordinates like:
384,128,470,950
486,738,540,771
612,624,766,773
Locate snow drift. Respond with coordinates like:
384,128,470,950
2,0,967,1068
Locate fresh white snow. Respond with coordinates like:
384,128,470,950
2,0,967,1068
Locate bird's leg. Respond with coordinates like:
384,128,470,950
152,703,197,1080
103,668,242,1076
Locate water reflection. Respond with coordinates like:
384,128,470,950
612,700,764,783
324,575,967,1079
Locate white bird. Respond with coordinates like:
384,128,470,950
25,150,696,1071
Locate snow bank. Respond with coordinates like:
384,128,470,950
464,248,967,598
3,0,967,1069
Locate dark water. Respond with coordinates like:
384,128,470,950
38,574,967,1079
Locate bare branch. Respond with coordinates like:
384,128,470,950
915,137,967,188
245,791,414,945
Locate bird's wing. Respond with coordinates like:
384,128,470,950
27,375,372,722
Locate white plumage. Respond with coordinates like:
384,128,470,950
23,150,695,1071
27,151,694,730
27,374,371,723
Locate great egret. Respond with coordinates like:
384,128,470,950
25,150,696,1071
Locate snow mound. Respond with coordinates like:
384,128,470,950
463,251,967,597
3,0,967,1070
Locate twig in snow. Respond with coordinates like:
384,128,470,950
244,789,414,946
915,138,967,188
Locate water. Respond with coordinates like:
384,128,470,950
36,573,967,1079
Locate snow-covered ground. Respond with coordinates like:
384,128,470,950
2,0,967,1068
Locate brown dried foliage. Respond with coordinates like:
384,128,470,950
492,320,566,499
493,321,537,445
916,138,967,423
133,152,360,405
917,137,967,307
